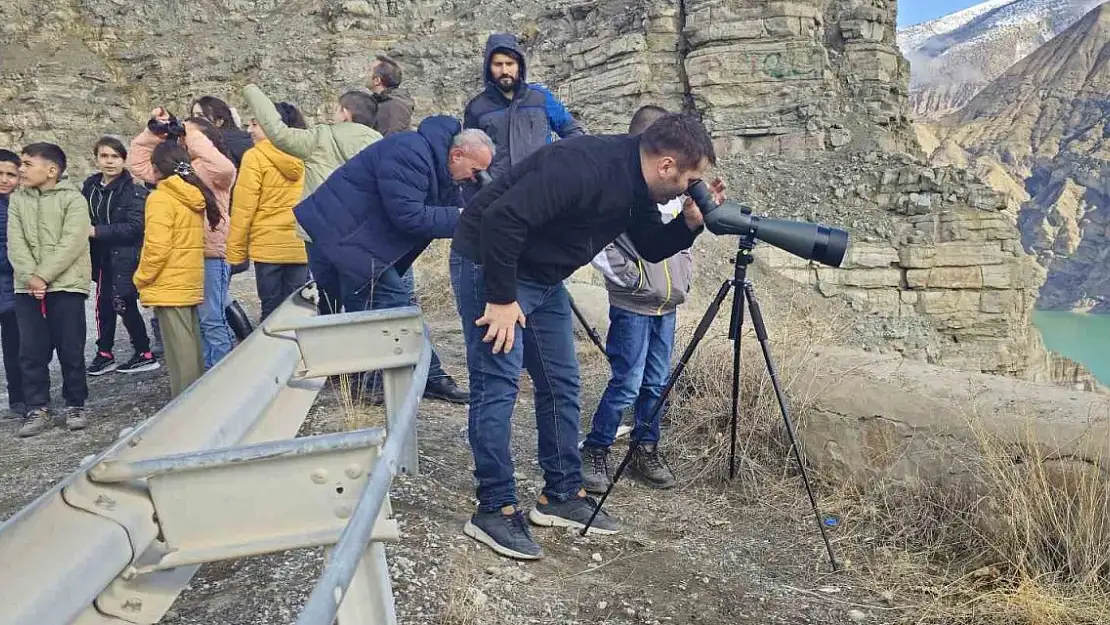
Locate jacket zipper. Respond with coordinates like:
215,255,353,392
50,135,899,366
657,259,672,315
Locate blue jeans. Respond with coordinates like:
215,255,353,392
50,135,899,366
199,258,234,368
585,307,676,448
450,251,582,512
341,265,448,381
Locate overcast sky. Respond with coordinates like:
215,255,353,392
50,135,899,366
899,0,986,27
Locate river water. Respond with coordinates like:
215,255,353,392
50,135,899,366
1033,310,1110,386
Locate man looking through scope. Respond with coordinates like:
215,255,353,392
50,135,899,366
450,112,725,560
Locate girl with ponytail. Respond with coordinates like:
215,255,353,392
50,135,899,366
132,142,212,396
127,107,237,370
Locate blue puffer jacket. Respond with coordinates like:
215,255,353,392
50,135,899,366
464,32,585,180
0,194,14,314
294,115,464,292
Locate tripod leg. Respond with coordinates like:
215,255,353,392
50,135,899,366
581,278,733,535
567,293,608,360
742,282,839,571
728,283,745,480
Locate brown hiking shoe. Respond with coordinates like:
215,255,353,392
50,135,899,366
17,408,52,438
64,406,88,431
630,443,677,489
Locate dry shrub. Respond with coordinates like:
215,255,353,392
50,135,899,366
440,556,484,625
413,239,455,315
836,418,1110,624
328,372,386,431
662,273,855,490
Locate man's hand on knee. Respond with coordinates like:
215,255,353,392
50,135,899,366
477,302,526,354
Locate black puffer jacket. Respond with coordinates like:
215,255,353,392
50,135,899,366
82,173,149,298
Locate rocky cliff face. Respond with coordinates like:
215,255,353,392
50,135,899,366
0,0,915,174
932,2,1110,313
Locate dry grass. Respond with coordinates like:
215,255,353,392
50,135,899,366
439,555,486,625
662,274,856,491
413,240,456,315
830,417,1110,624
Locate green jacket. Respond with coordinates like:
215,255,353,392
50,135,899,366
7,179,92,295
243,84,383,242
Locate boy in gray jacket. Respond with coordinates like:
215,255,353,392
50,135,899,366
581,105,693,492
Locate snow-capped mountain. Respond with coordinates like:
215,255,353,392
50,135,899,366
897,0,1104,119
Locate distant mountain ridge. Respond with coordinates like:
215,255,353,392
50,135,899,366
897,0,1103,119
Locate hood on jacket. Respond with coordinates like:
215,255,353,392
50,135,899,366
160,175,207,214
255,140,305,181
417,115,462,193
325,123,384,163
21,178,82,197
484,32,528,92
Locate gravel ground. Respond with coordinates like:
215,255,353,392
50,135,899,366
0,269,894,625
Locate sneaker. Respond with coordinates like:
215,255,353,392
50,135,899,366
630,443,677,489
64,406,88,431
17,407,52,438
529,491,620,535
424,376,469,404
463,506,544,560
87,352,117,376
118,351,161,374
581,444,613,495
4,402,25,420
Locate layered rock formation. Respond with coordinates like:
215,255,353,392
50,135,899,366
0,0,915,177
933,2,1110,313
896,0,1101,120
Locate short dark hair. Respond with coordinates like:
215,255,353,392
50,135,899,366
275,102,307,130
629,105,668,136
373,54,403,89
640,113,717,171
0,149,19,168
21,143,68,178
191,95,236,129
338,90,379,128
93,136,128,160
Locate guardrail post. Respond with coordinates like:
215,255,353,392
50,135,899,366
328,542,397,625
383,364,418,476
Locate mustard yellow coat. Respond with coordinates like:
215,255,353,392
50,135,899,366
227,140,308,265
134,176,206,307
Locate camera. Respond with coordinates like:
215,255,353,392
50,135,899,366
148,116,187,139
687,180,849,268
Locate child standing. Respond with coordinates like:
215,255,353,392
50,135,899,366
128,109,236,369
0,149,24,419
8,143,92,438
227,103,309,321
134,143,218,397
83,136,160,376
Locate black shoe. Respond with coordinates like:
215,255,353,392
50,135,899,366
464,506,544,560
118,351,161,374
87,352,117,376
529,492,620,535
581,444,612,495
630,443,677,489
424,376,469,404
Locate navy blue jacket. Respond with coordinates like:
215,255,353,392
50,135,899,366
464,33,585,181
82,173,149,298
294,115,465,291
0,194,13,314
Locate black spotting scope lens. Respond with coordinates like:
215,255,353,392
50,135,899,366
686,180,850,268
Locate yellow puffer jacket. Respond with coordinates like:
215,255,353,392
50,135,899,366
134,176,206,307
227,140,308,265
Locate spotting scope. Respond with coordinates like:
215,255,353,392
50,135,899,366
687,181,849,268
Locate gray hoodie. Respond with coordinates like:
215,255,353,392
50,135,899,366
591,198,694,316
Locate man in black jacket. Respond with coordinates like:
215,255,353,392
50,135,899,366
450,112,725,560
82,136,160,376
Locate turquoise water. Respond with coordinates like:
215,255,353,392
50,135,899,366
1033,310,1110,386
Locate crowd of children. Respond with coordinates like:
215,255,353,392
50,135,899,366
0,84,368,438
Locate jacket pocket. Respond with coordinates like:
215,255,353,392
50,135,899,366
669,251,694,307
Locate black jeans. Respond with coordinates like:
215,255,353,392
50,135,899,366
14,292,88,409
95,269,151,355
254,262,309,321
0,309,24,407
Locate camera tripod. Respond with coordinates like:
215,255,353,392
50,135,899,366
581,223,839,571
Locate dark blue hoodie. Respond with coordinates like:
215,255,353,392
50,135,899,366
0,193,13,314
464,32,585,180
294,115,465,291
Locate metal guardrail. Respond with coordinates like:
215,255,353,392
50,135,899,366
0,282,431,625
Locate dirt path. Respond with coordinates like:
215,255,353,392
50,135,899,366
0,274,882,625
